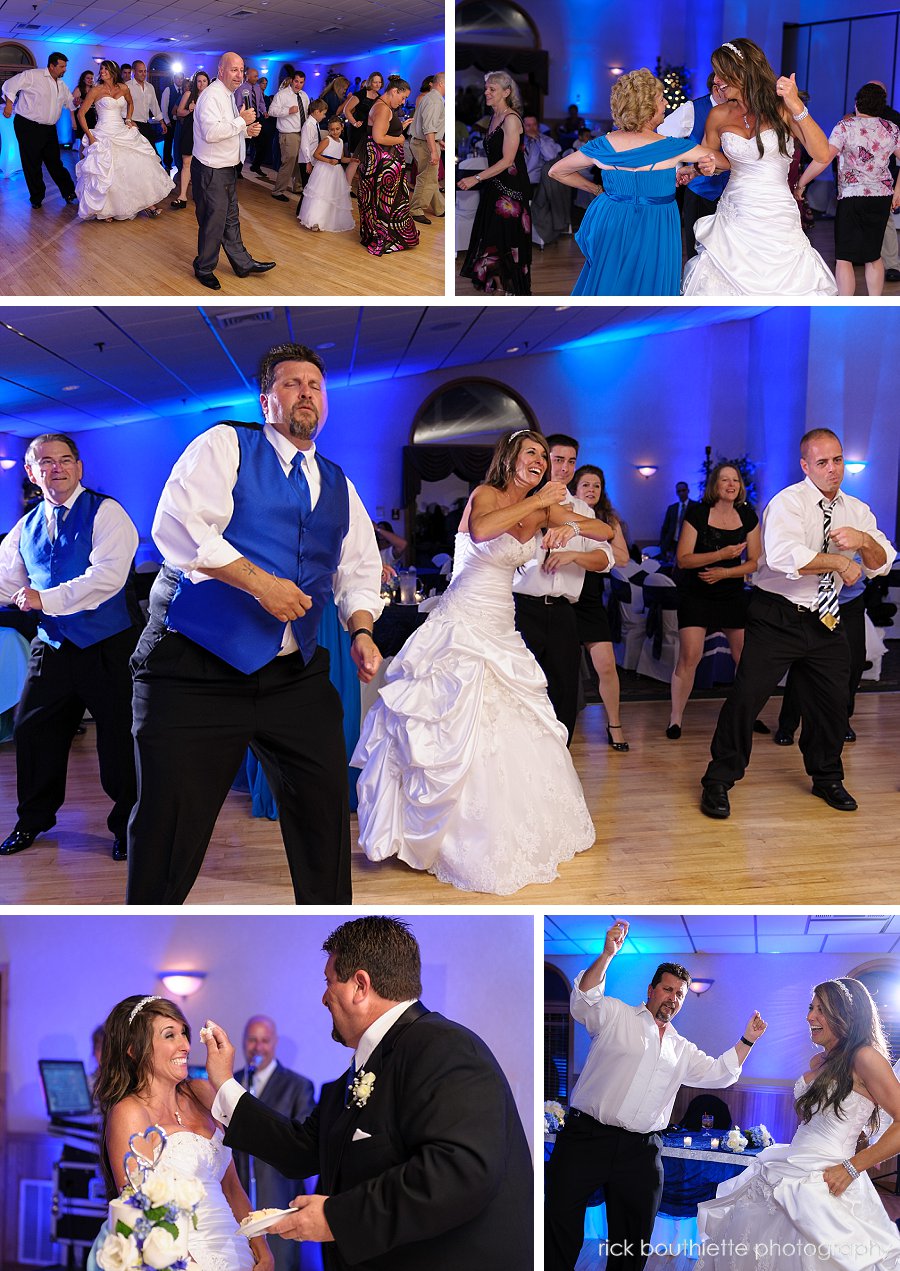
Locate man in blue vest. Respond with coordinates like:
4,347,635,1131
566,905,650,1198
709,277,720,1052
0,433,140,858
659,71,730,258
125,342,383,905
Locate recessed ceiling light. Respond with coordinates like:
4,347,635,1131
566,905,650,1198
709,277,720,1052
62,385,80,391
506,346,519,353
317,341,336,350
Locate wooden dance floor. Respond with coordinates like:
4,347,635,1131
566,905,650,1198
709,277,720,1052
0,159,444,298
456,218,900,298
1,691,897,907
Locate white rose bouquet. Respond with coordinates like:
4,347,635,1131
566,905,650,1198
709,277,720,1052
97,1127,204,1271
725,1126,748,1152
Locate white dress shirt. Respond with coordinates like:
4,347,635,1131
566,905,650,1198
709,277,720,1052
299,116,322,164
212,1000,417,1126
569,972,742,1134
0,484,138,615
192,77,247,168
657,97,711,141
512,494,613,603
151,423,383,651
269,85,310,133
757,476,895,608
128,79,163,124
3,68,74,124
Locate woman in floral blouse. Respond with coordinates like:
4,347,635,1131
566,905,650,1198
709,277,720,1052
796,81,900,295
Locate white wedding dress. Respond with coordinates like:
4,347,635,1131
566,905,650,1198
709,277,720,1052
696,1077,900,1269
682,130,838,296
298,136,356,232
352,532,596,894
75,95,174,220
89,1129,253,1271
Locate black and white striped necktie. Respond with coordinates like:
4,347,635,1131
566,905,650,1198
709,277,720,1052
812,498,840,629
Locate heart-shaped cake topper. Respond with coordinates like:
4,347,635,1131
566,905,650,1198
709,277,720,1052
128,1124,167,1170
123,1150,147,1192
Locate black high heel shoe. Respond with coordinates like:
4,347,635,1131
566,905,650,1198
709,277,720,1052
665,724,682,740
606,724,629,752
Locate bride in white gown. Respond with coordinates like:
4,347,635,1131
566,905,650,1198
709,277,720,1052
352,429,610,895
682,38,837,296
75,61,174,221
697,978,900,1270
93,995,271,1271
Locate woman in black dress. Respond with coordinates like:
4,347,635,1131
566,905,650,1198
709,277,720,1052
357,74,419,255
343,71,383,173
458,70,532,294
667,464,761,738
73,70,97,148
170,70,209,209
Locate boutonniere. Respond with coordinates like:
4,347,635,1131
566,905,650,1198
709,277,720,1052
349,1070,376,1108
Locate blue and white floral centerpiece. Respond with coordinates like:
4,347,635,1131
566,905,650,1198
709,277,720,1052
97,1126,204,1271
544,1101,567,1134
745,1124,774,1149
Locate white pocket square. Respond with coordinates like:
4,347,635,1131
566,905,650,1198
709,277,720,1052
352,1128,372,1141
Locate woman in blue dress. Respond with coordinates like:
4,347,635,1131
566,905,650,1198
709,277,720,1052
550,68,718,295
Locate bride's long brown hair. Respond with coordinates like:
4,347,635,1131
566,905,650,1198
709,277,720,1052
711,38,793,158
94,995,205,1197
795,978,888,1139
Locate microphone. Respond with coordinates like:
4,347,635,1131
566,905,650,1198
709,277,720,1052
242,89,250,111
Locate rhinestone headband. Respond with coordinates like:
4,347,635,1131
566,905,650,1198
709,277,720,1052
721,42,744,59
128,995,162,1025
509,429,534,440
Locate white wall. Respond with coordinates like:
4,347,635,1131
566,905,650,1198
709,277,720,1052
0,914,535,1152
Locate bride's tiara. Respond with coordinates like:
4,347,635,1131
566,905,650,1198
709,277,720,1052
508,429,535,440
721,42,744,59
128,995,163,1025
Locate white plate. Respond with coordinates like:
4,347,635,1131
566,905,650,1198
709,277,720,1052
237,1208,295,1237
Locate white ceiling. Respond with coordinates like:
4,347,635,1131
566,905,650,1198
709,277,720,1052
0,304,770,439
544,914,900,957
0,0,442,62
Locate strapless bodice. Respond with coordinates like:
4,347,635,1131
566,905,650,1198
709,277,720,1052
789,1076,877,1160
157,1130,253,1271
721,128,794,191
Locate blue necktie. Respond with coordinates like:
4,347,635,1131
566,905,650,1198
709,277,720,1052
344,1062,358,1107
51,503,66,541
290,452,312,520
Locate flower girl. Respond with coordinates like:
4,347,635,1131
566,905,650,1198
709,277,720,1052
298,116,356,232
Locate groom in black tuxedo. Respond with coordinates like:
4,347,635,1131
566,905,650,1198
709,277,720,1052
204,916,533,1270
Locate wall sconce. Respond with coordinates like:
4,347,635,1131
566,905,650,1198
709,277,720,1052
609,67,623,76
688,978,714,995
635,465,658,479
844,461,867,475
159,970,207,999
0,459,17,471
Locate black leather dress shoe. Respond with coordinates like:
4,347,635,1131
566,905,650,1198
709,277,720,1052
845,725,857,742
773,728,794,745
194,270,222,290
665,724,681,740
0,828,40,855
271,193,289,202
232,260,277,277
700,782,731,819
112,837,127,861
811,781,858,812
412,214,431,225
885,268,900,282
64,193,78,205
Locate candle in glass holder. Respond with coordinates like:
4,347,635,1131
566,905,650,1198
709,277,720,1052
683,1136,692,1147
710,1137,720,1150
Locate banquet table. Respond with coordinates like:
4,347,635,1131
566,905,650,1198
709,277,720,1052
545,1131,769,1261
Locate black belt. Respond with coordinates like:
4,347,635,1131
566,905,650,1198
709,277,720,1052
568,1108,659,1141
515,593,571,606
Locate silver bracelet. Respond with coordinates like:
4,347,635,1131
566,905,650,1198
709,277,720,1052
841,1158,860,1180
792,106,809,122
564,521,580,535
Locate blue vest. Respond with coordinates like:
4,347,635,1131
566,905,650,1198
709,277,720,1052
18,489,133,649
687,94,729,202
165,425,351,673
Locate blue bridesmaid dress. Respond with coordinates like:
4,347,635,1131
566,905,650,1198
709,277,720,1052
572,135,691,296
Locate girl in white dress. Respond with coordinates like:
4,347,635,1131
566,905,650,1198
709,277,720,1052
298,116,355,232
697,978,900,1269
75,60,173,221
682,38,837,296
353,429,613,896
93,995,272,1271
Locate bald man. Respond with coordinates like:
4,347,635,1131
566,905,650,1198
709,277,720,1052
190,50,275,290
233,1015,315,1271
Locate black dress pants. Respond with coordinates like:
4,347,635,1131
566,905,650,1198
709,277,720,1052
13,628,139,838
514,594,579,744
191,158,254,274
779,590,865,734
704,588,850,789
126,633,351,905
545,1112,664,1271
14,114,75,205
